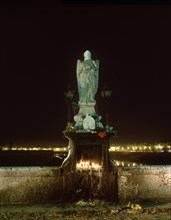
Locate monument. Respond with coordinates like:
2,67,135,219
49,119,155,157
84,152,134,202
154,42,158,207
74,50,104,131
61,50,117,202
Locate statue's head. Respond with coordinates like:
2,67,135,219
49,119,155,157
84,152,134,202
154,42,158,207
83,50,91,60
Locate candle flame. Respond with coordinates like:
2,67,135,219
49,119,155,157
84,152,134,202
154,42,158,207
76,160,101,171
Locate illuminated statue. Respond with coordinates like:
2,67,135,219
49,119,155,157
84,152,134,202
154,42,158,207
76,50,99,104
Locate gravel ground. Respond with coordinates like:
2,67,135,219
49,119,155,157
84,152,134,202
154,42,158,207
0,201,170,220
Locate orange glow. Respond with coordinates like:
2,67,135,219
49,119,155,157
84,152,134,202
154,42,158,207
76,160,101,171
98,132,107,138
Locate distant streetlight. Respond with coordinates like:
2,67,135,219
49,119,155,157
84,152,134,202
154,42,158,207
101,86,112,127
64,88,75,123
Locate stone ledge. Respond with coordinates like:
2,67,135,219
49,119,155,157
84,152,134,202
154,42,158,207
0,166,170,204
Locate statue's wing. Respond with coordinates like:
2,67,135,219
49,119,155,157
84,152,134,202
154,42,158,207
76,60,82,78
94,60,99,93
76,59,83,91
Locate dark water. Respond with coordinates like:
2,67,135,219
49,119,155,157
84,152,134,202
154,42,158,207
0,150,171,166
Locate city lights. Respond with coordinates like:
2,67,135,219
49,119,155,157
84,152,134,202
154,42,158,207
109,144,171,152
1,143,170,152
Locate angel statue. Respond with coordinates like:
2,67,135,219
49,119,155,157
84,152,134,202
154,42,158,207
76,50,99,104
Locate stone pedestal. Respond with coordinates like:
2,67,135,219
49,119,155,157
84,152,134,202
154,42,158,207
61,132,115,174
61,131,118,202
78,102,96,116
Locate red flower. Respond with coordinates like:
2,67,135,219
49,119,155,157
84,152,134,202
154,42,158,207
98,132,107,138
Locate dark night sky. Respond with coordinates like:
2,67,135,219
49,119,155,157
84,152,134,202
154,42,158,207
0,1,170,145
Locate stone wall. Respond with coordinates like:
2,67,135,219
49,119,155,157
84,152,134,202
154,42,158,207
0,167,63,204
0,166,170,204
118,166,171,202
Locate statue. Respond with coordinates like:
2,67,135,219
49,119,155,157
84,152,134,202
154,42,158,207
76,50,99,104
74,50,102,129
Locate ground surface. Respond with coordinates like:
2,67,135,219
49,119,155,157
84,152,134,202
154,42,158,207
0,201,170,220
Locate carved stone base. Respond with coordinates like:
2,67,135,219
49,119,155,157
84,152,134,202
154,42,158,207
61,132,115,174
78,102,96,116
61,132,118,202
74,102,104,130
